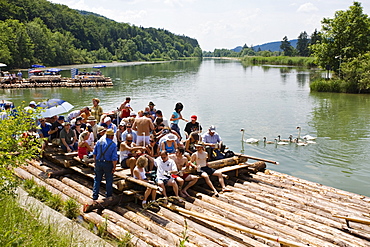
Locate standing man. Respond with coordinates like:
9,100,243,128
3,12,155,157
48,115,65,145
184,115,202,138
132,111,154,146
155,110,169,127
92,129,118,200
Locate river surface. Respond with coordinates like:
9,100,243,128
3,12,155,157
2,59,370,197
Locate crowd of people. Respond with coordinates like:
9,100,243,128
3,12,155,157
4,97,232,205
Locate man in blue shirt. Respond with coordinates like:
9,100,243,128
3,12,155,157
92,129,118,200
202,125,225,161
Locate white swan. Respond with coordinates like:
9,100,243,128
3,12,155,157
263,137,275,144
241,128,259,143
295,138,307,146
297,126,317,141
304,137,316,144
275,138,289,145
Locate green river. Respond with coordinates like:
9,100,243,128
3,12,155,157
2,58,370,197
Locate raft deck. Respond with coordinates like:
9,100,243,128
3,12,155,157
14,148,370,247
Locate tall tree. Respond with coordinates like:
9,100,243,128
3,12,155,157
296,31,310,57
280,36,294,56
311,2,370,72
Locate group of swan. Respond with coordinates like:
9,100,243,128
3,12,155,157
241,127,317,146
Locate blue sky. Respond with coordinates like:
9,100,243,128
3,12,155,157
49,0,370,51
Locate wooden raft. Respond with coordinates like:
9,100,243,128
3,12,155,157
14,150,370,247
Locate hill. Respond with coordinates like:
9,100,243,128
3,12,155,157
0,0,202,68
232,39,298,52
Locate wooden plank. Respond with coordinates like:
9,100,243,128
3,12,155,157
332,214,370,225
234,152,279,165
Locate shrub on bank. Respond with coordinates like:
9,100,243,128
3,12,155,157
310,79,362,93
242,56,316,67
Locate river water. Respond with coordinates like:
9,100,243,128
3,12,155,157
2,59,369,197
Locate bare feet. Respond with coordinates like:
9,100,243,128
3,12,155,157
181,190,190,197
177,197,184,203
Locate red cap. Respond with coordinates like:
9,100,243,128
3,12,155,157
191,115,197,120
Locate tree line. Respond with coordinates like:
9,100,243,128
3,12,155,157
0,0,202,69
203,29,321,58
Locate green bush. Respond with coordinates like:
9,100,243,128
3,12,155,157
241,56,316,67
64,198,80,219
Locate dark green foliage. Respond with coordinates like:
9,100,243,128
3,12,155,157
0,0,201,68
280,36,295,56
296,31,310,57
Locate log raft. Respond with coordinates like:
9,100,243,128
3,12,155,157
14,150,370,247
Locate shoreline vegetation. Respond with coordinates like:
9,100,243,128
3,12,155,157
241,56,316,67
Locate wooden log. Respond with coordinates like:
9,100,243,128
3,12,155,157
332,214,370,226
102,209,172,247
112,206,198,247
233,152,279,165
249,173,370,215
125,203,240,247
14,167,69,201
82,212,148,247
256,171,370,210
191,191,338,246
207,156,247,169
26,159,73,177
216,190,368,246
22,164,93,206
230,178,370,234
167,204,308,247
114,170,161,191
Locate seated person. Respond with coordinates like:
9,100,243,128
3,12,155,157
161,134,178,154
169,147,198,197
146,134,160,169
185,132,201,155
60,122,78,153
155,151,183,202
202,125,225,161
78,131,93,160
133,156,157,207
121,122,137,143
184,115,202,138
190,144,231,196
157,127,181,147
120,134,146,175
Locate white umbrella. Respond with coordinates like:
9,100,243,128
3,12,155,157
0,63,7,67
37,99,74,118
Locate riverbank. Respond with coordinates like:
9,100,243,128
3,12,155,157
241,56,316,67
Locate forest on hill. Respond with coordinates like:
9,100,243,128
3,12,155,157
0,0,202,69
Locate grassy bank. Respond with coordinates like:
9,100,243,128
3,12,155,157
310,79,360,93
241,56,316,67
0,194,76,246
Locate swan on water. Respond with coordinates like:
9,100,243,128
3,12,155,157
297,126,317,141
304,137,316,144
240,128,259,143
263,137,275,144
295,138,307,146
275,138,289,145
277,135,291,142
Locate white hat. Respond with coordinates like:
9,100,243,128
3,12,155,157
209,125,216,133
29,101,36,105
130,112,137,116
166,134,177,141
104,116,111,123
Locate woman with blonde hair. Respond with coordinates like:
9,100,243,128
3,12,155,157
78,131,93,160
133,155,156,207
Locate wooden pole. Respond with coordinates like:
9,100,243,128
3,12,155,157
234,153,279,165
167,204,308,247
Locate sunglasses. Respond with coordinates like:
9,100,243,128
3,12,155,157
150,140,155,142
127,140,133,142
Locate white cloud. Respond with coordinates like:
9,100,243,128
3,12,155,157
297,3,319,13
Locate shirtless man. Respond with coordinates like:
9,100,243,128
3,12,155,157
191,144,231,195
132,111,154,146
169,147,198,197
120,134,146,175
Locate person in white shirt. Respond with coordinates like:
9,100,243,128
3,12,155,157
155,151,183,202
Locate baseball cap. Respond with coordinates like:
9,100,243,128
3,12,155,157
191,115,197,120
209,125,216,132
